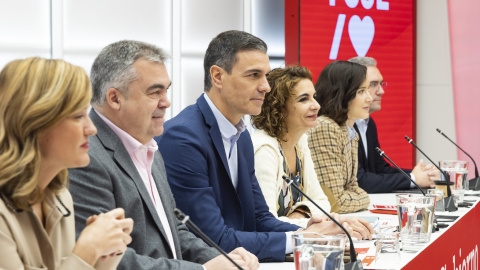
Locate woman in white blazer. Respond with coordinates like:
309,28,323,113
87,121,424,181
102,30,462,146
251,66,329,228
251,66,374,241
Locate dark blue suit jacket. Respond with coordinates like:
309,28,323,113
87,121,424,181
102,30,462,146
156,95,300,262
354,117,412,193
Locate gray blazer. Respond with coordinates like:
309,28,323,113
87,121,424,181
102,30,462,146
69,110,219,270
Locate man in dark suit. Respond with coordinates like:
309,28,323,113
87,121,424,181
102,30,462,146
348,57,439,193
157,31,370,262
69,40,259,270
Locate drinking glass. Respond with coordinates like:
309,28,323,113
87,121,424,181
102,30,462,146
292,232,346,270
396,194,436,252
439,160,469,203
375,232,401,267
427,189,445,212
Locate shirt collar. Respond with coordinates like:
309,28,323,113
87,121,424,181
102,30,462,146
95,108,158,155
355,117,370,128
346,123,358,141
203,93,246,139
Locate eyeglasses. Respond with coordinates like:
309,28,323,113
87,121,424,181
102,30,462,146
368,81,387,90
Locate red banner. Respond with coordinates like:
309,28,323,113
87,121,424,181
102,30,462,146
285,0,416,168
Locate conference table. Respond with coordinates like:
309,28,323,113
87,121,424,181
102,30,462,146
259,192,480,269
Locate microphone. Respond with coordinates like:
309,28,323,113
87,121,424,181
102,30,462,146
404,136,457,212
375,147,426,195
436,128,480,191
375,147,442,231
174,208,244,270
282,175,363,270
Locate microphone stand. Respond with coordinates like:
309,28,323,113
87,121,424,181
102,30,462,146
282,176,363,270
174,208,244,270
376,147,441,232
436,128,480,191
405,136,457,212
375,147,425,195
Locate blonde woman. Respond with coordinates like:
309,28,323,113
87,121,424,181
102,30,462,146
0,57,133,269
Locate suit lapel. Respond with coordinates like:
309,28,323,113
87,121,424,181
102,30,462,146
197,96,232,181
90,110,175,257
234,136,254,230
354,123,367,159
354,122,369,170
366,119,377,171
150,154,182,259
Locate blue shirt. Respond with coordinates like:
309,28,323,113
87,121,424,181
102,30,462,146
355,118,370,158
203,93,246,190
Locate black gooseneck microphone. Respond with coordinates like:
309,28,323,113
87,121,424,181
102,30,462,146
282,175,363,270
174,208,244,270
404,136,457,212
376,147,442,231
436,128,480,191
375,147,426,195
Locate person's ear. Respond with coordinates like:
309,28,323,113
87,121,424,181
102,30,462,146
105,88,124,111
210,65,225,89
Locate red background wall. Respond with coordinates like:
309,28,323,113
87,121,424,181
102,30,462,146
286,0,416,168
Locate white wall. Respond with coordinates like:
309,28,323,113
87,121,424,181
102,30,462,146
177,0,244,114
0,0,458,164
416,0,457,163
0,1,50,64
0,0,286,120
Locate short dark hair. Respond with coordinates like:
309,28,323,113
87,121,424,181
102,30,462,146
203,30,267,91
252,66,312,140
315,61,366,125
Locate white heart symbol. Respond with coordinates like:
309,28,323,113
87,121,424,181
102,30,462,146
348,15,375,57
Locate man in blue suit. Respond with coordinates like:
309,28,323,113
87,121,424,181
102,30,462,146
157,30,354,262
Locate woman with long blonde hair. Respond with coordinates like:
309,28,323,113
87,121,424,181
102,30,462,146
0,57,133,269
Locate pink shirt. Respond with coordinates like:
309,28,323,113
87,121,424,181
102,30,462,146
96,109,177,259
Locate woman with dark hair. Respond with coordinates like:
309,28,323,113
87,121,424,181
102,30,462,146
308,60,372,213
0,57,133,269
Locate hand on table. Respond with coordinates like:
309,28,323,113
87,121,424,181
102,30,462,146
204,247,259,270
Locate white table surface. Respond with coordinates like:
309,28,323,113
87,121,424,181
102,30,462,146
259,192,479,270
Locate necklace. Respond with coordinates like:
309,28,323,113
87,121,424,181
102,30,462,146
0,192,70,217
278,141,299,176
0,193,22,213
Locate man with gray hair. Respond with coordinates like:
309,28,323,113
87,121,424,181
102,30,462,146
348,56,438,193
69,40,259,270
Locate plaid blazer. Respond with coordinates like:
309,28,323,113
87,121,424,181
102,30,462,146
308,116,369,213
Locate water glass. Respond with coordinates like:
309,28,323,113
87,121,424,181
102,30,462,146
427,189,445,212
396,194,436,252
375,232,401,267
439,160,469,203
292,232,346,270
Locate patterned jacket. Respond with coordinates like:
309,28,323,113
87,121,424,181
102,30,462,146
307,116,369,213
